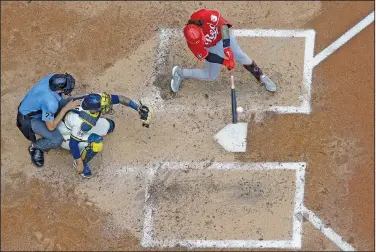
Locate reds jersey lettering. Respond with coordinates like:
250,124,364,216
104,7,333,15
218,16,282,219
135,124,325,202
204,24,219,45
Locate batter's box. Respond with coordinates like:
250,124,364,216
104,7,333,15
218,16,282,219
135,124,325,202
141,162,306,249
150,28,315,114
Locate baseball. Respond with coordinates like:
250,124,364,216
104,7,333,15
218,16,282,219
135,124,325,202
236,106,244,113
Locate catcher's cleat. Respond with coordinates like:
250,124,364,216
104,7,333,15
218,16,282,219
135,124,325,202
73,160,93,179
29,144,44,167
170,66,183,93
260,74,277,92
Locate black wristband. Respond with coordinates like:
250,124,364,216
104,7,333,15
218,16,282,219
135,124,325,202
223,38,230,48
205,52,225,64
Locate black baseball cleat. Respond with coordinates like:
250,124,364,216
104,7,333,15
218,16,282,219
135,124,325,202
28,145,44,167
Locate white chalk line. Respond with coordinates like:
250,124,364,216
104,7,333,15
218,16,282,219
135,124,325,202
141,161,306,249
146,239,298,249
301,29,316,114
156,28,175,69
113,162,306,175
292,164,306,248
140,29,173,106
312,11,375,67
159,161,306,171
163,28,316,38
302,206,356,251
141,165,158,247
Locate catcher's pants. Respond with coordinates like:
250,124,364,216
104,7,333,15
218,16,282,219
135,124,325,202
60,118,111,152
181,33,253,81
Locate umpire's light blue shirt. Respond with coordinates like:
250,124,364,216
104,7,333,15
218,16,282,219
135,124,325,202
19,74,63,122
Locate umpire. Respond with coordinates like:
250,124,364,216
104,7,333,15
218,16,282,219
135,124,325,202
16,73,81,167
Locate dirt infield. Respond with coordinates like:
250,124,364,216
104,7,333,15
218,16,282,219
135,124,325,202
1,1,374,251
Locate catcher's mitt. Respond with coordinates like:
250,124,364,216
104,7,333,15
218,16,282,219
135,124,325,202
100,92,114,115
138,101,152,128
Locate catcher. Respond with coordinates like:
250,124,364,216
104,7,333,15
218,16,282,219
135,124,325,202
57,92,152,178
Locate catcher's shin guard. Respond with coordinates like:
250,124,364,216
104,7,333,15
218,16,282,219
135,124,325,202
81,133,104,164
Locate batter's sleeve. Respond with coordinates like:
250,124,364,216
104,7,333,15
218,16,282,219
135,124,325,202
187,43,209,61
203,9,232,28
203,10,221,26
218,15,232,28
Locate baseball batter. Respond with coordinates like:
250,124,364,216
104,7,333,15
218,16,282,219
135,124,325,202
171,8,277,93
58,93,152,178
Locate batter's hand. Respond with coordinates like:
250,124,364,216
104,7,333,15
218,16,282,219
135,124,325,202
223,59,235,71
224,47,234,60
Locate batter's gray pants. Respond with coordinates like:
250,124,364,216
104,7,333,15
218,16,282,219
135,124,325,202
181,34,253,80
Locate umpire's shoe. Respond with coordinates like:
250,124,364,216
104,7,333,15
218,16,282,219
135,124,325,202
28,144,44,167
171,66,183,93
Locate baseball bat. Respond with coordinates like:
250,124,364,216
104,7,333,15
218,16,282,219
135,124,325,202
231,72,237,124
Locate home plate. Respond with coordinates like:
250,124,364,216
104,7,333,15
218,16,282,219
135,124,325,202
214,123,248,152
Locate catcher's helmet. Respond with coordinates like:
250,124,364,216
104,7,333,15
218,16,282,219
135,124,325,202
184,24,205,45
49,73,75,95
81,93,102,112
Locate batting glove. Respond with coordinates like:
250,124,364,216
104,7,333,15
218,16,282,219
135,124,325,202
223,59,235,71
224,47,234,60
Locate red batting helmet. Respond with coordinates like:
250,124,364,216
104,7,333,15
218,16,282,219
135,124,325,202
184,24,204,45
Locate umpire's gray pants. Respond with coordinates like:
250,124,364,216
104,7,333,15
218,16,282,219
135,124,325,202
31,119,64,151
31,98,71,151
181,34,253,81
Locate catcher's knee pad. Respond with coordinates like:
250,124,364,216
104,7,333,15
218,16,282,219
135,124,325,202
106,119,115,133
81,133,103,164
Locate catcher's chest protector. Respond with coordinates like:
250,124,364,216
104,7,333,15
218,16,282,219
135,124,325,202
70,109,100,127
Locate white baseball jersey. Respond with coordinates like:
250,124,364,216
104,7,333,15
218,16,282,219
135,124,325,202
58,106,110,151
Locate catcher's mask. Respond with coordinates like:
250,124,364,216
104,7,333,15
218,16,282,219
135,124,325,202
81,93,113,114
